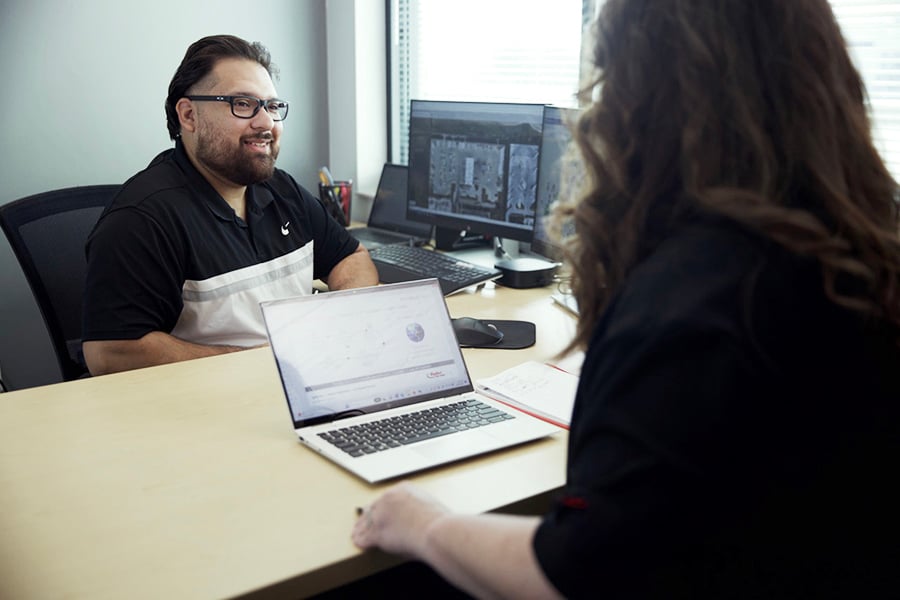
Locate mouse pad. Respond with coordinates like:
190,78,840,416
460,319,535,349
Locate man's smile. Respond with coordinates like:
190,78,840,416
244,139,272,153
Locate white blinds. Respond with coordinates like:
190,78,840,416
829,1,900,180
391,1,900,179
390,0,585,163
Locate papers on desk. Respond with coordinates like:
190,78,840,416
475,360,580,429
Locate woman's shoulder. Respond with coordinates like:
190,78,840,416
612,219,784,326
602,216,882,373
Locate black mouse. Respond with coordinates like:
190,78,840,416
451,317,504,347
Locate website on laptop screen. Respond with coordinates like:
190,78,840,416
262,281,473,425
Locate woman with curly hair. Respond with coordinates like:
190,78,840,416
352,1,900,597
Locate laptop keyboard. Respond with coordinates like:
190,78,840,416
369,245,501,294
317,398,515,457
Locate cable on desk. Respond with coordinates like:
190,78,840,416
555,274,573,296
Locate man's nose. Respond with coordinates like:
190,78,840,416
251,106,276,128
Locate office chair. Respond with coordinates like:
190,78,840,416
0,185,120,382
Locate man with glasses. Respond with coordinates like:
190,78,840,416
82,35,378,376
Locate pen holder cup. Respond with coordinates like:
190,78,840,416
318,181,352,226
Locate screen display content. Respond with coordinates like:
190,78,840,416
407,100,545,243
532,106,583,261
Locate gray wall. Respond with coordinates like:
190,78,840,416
0,0,331,390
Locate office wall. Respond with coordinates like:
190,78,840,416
326,0,387,209
0,0,331,389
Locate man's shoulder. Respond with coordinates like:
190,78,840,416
113,148,193,211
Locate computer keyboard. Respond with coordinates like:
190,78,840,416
317,398,515,457
369,245,502,295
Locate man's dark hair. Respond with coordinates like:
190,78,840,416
165,34,278,140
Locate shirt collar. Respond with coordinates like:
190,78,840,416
172,139,275,222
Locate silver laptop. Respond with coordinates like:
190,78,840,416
260,279,560,483
350,163,432,249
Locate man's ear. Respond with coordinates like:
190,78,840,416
176,98,197,134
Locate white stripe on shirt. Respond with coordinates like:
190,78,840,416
171,242,314,347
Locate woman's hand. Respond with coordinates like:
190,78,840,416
352,481,448,559
353,482,560,599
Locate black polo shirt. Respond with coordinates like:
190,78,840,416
83,141,358,346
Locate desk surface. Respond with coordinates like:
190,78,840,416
0,283,577,599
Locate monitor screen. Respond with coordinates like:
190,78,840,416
406,100,545,243
532,106,583,262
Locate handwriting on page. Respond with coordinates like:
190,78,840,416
477,361,578,427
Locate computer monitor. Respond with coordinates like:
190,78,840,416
531,105,583,262
406,100,545,246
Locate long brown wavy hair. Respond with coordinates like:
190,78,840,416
556,0,900,353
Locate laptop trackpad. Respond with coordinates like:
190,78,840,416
412,430,500,461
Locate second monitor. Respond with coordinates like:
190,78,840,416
406,100,545,249
531,105,583,263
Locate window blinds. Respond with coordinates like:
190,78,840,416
828,1,900,179
391,1,899,179
390,0,584,163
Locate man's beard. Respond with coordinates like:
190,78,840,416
196,129,279,186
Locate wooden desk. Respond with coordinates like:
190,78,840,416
0,283,577,599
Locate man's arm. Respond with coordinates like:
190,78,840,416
324,244,379,290
83,331,254,376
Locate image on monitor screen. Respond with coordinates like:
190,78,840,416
406,100,545,243
532,106,584,262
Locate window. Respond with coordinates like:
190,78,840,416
829,1,900,180
390,1,899,179
389,0,590,164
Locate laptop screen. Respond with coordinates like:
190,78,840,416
367,164,432,237
261,280,473,427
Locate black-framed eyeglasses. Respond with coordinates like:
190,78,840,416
185,95,289,121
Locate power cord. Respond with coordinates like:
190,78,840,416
551,267,572,293
493,236,512,260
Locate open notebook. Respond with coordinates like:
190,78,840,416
260,279,561,483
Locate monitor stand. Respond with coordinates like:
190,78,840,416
434,226,491,251
492,238,559,289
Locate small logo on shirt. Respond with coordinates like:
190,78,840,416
280,221,290,236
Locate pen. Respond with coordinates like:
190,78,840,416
320,165,335,185
326,186,347,225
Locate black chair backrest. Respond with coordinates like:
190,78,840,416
0,185,120,381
